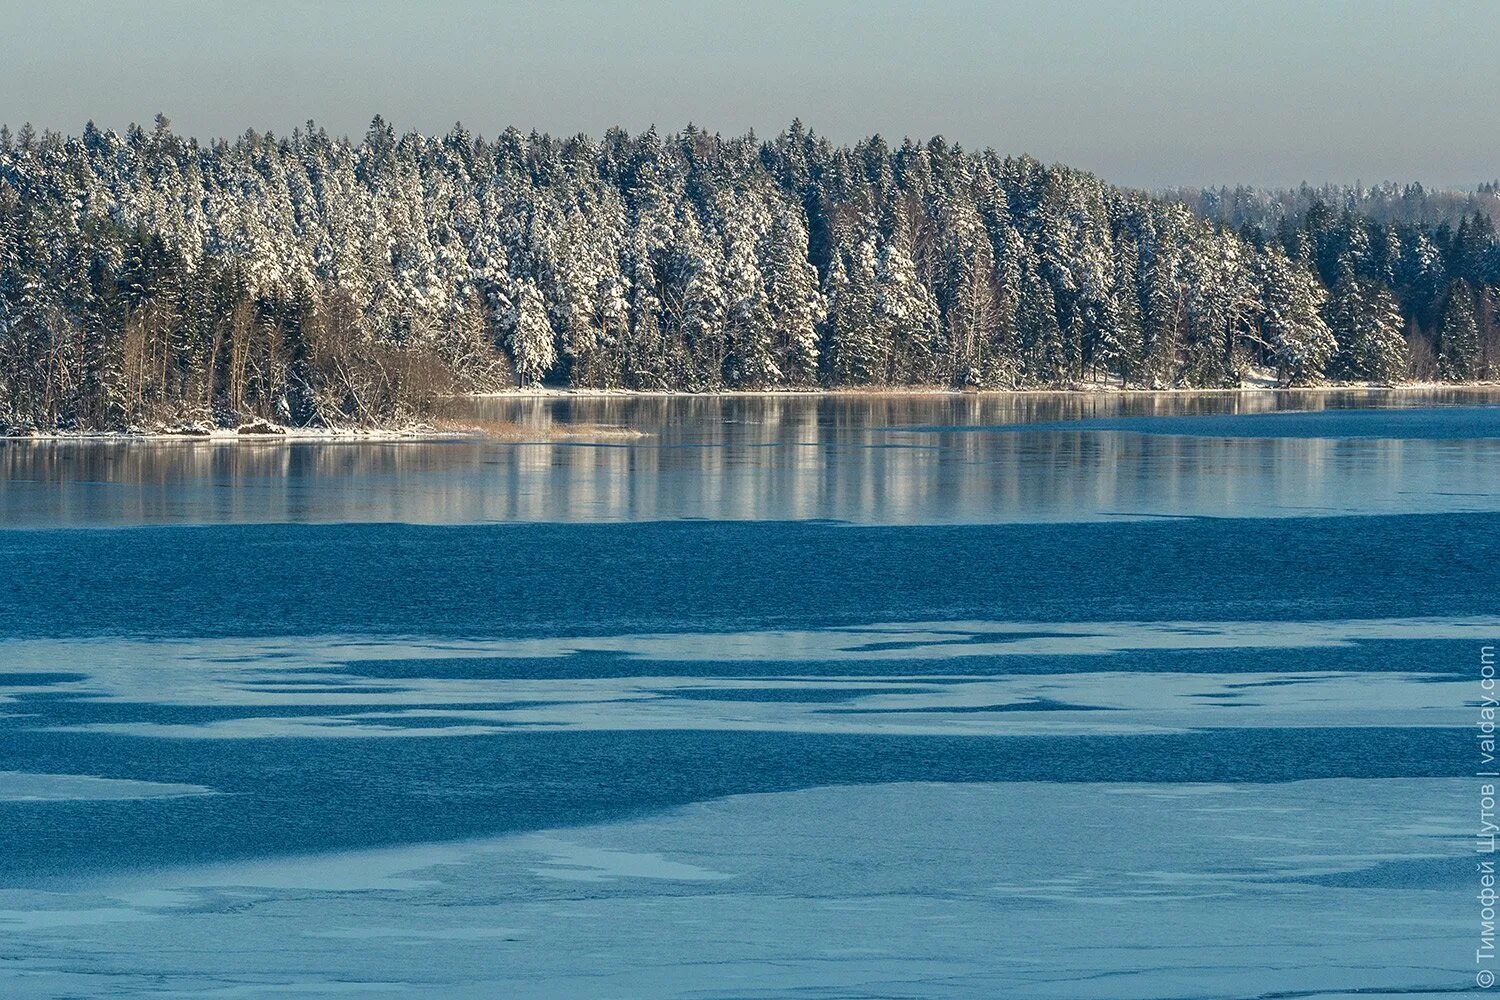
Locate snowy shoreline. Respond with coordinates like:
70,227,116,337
2,424,471,444
6,380,1496,442
4,418,649,444
466,378,1499,399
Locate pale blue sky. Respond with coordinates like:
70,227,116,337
0,0,1493,189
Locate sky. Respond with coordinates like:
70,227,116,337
0,0,1493,191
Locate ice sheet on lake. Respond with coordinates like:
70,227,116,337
0,778,1472,998
0,771,216,801
4,616,1492,679
1,617,1488,739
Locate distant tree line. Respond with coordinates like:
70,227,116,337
1166,180,1500,231
1,116,1496,430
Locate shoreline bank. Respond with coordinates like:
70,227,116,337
6,381,1497,442
466,379,1500,400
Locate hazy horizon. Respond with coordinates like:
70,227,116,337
1,0,1495,192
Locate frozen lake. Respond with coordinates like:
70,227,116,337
1,390,1496,997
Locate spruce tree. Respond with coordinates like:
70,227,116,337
763,206,821,386
508,279,556,387
1324,267,1406,383
1257,248,1334,385
723,230,778,388
824,239,883,385
1439,280,1481,381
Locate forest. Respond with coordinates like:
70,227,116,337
0,116,1497,431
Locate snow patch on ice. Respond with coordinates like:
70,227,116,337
0,771,216,802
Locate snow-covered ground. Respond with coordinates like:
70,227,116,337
9,424,464,443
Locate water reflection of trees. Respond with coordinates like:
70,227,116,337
2,389,1497,526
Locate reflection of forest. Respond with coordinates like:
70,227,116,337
452,385,1498,433
2,389,1496,527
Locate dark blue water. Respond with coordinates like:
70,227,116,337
1,514,1494,638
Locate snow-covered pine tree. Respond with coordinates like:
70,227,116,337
762,204,821,386
619,231,668,389
946,235,1002,388
671,219,728,390
1439,279,1481,381
1016,245,1065,384
1324,264,1407,383
508,278,556,387
1110,234,1145,385
874,224,943,384
722,198,778,388
1138,214,1184,388
824,236,884,385
1255,246,1335,385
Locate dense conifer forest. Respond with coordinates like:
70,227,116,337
1,116,1496,431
